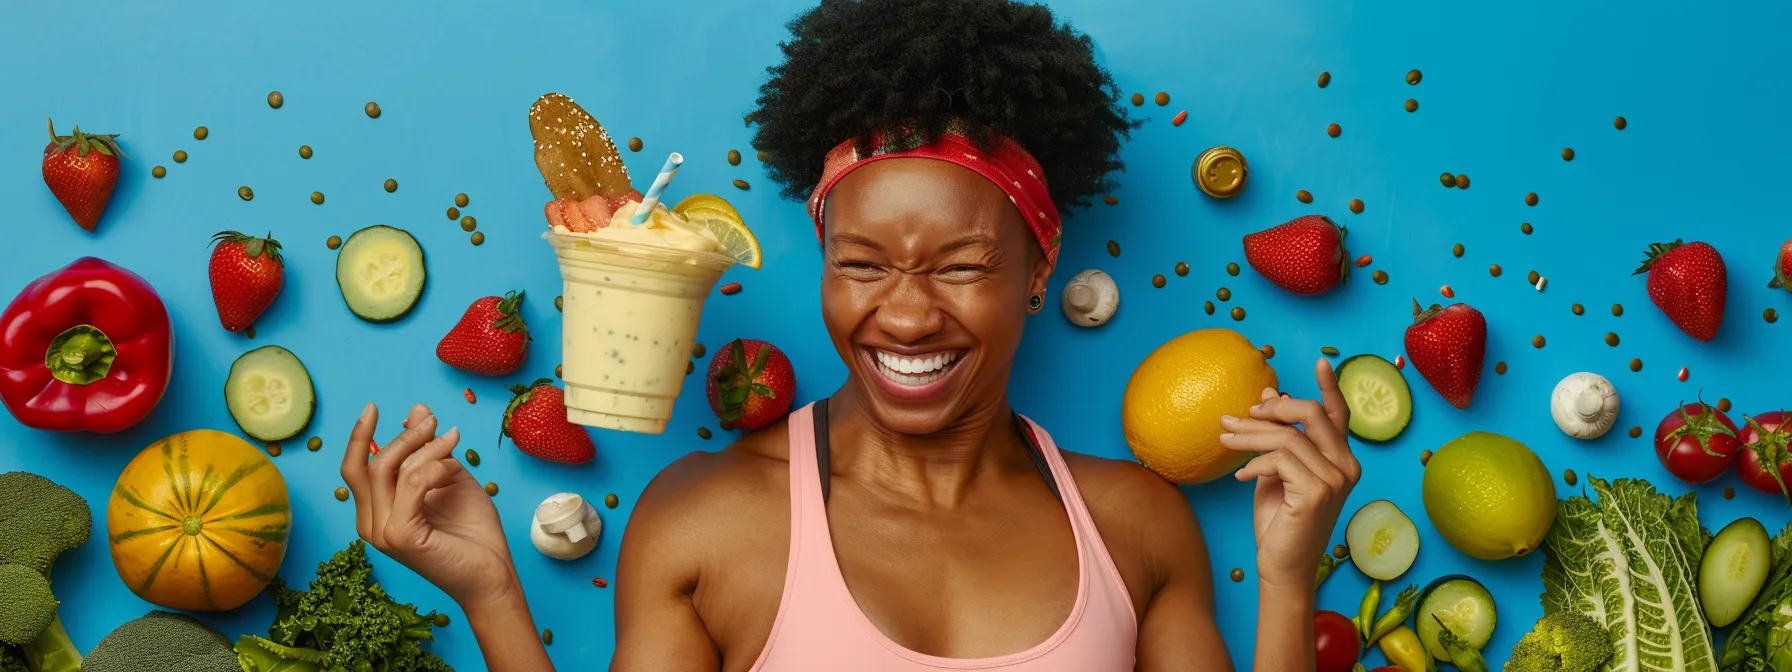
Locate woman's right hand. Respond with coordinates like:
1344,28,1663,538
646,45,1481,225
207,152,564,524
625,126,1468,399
340,402,521,610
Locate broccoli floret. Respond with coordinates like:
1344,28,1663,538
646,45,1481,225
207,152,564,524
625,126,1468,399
0,645,28,672
246,540,453,672
0,472,88,672
0,472,92,575
81,611,240,672
1503,612,1613,672
0,565,55,646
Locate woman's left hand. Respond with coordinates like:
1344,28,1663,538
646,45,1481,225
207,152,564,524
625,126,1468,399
1219,358,1361,590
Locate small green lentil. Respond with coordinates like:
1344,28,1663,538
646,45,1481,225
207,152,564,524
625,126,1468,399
1452,243,1465,257
628,137,643,152
1441,173,1457,188
1571,303,1584,315
542,629,553,645
1260,344,1275,359
1230,306,1246,321
1495,362,1508,375
1612,303,1624,316
1372,270,1388,284
1455,174,1470,189
1131,93,1145,106
173,150,188,163
1204,301,1215,315
605,493,619,508
470,231,485,246
732,179,750,190
365,102,381,118
326,235,342,250
307,437,322,451
1174,261,1189,277
456,193,470,207
1107,240,1121,257
447,207,461,220
461,216,477,232
555,295,564,312
194,127,209,140
311,191,324,205
433,613,450,627
1629,426,1643,438
484,482,499,496
1103,195,1119,206
1216,287,1232,302
1527,270,1541,285
1767,308,1780,323
1605,332,1620,346
1226,262,1240,276
151,166,166,178
266,442,281,457
1420,450,1433,466
1629,358,1643,372
1296,189,1313,203
727,149,742,166
1521,222,1534,235
1152,274,1166,289
335,487,350,501
299,145,313,159
1718,398,1733,412
238,186,254,201
268,91,284,108
465,449,481,467
693,343,707,358
1564,469,1578,486
1317,71,1331,88
384,178,398,193
1331,544,1348,558
697,427,712,440
1229,568,1244,582
1154,91,1170,106
1320,346,1340,356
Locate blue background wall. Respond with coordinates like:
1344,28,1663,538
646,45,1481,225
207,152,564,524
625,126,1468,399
1,0,1787,668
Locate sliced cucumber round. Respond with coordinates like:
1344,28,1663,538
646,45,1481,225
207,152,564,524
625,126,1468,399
1415,575,1496,662
225,345,316,442
1701,516,1771,628
1336,354,1412,442
1346,499,1420,581
336,225,426,323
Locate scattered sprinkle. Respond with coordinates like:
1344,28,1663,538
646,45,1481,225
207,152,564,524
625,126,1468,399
1534,277,1548,292
266,442,281,457
1678,366,1689,382
335,487,350,501
1441,285,1455,299
246,326,256,339
465,388,477,404
592,577,609,588
1103,195,1119,206
1394,355,1405,369
1354,255,1372,267
1724,487,1736,500
1172,110,1188,126
720,282,743,296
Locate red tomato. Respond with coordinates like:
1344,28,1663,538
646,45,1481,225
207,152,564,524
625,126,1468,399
1655,402,1741,484
1314,610,1361,672
1736,411,1792,503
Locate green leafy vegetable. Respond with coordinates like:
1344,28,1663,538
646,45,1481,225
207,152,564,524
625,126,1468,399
233,540,454,672
1540,477,1717,672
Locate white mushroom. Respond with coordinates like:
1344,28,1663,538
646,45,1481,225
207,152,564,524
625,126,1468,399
1550,372,1620,440
1061,269,1119,327
530,493,602,560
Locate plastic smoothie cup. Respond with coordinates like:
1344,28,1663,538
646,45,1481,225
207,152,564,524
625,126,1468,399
545,230,735,434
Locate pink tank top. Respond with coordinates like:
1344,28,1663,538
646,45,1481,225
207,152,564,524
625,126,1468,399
748,402,1139,671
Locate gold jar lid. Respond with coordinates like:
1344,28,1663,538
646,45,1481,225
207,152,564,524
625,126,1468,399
1192,146,1248,199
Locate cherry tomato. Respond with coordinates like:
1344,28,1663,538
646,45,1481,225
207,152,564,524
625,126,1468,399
1314,609,1362,672
1654,401,1741,484
1736,410,1792,503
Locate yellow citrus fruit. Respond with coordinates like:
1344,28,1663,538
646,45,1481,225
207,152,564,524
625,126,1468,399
1421,431,1557,560
673,194,761,269
1122,328,1277,483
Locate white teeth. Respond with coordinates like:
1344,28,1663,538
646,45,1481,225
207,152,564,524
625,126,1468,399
872,349,962,386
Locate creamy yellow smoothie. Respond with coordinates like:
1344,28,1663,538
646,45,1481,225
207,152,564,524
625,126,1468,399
544,201,735,434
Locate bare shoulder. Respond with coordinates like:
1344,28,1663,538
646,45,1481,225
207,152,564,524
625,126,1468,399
1060,450,1201,528
620,418,794,572
1059,449,1212,601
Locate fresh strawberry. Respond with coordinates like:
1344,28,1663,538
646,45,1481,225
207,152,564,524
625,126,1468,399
707,338,796,432
1243,215,1349,295
437,291,531,376
1403,300,1487,409
607,189,644,213
1769,238,1792,293
42,119,126,232
1634,239,1727,342
208,231,285,332
501,379,595,465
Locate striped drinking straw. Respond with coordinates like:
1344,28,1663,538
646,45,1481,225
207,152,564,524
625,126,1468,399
630,152,684,225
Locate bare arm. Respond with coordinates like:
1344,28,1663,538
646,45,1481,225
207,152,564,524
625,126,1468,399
1127,471,1234,672
611,455,723,672
463,581,558,672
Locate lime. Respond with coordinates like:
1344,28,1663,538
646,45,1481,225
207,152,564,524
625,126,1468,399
1421,431,1556,560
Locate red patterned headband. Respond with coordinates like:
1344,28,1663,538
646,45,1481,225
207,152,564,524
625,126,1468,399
807,129,1062,266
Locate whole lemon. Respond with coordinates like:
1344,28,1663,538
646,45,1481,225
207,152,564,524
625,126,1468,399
1122,328,1277,483
1421,431,1557,560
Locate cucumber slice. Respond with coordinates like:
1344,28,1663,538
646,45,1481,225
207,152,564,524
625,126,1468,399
1336,354,1412,442
335,225,426,323
1415,575,1496,662
1701,517,1771,627
225,345,316,442
1345,500,1420,581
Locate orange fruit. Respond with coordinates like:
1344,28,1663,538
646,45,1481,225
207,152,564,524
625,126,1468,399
1122,328,1278,483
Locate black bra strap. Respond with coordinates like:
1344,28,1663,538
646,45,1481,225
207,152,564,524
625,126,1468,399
814,398,1061,504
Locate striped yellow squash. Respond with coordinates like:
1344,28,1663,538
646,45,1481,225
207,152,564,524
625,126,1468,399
107,429,291,611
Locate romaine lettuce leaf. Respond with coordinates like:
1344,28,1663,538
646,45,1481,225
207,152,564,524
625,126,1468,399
1540,477,1717,672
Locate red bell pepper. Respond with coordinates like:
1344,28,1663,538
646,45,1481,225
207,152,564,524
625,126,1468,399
0,257,174,432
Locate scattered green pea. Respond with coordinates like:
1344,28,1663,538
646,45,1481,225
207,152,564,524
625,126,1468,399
384,178,398,193
732,179,750,191
334,487,350,501
455,193,470,207
193,127,208,140
555,295,563,312
605,493,619,508
727,149,742,166
465,449,481,467
307,437,322,451
461,216,477,232
238,186,254,201
484,482,499,496
173,150,188,163
542,629,553,645
433,613,450,627
697,427,712,439
151,166,166,178
299,145,312,159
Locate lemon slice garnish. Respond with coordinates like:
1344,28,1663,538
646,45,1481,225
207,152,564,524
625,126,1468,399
673,194,761,269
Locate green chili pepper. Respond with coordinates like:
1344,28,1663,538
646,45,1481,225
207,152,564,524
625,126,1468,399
1356,580,1382,642
1364,584,1419,650
1433,615,1489,672
1317,553,1351,587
